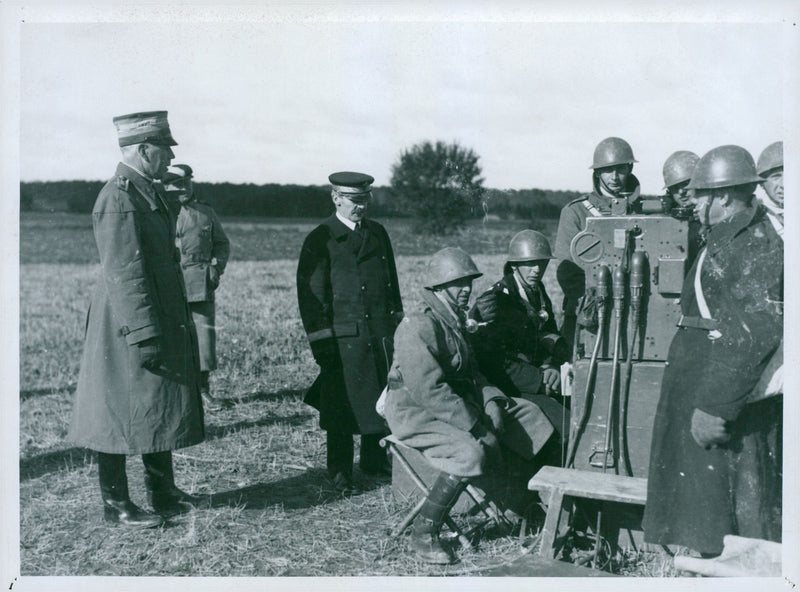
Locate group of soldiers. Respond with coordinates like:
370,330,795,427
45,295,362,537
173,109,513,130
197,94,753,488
66,110,783,569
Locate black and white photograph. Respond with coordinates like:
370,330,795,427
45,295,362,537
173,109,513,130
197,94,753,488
2,1,797,589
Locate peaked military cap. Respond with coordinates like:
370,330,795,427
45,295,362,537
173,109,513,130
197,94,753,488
162,164,194,184
329,171,374,203
113,110,178,147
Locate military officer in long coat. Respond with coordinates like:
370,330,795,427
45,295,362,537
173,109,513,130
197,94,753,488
554,137,643,356
470,230,570,460
68,112,207,528
384,248,555,564
643,145,783,556
296,172,403,492
163,164,231,410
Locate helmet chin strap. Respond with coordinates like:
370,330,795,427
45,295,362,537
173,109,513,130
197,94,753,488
512,267,530,290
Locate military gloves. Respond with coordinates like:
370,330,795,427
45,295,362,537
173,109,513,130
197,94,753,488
690,408,730,449
474,291,498,323
138,337,164,370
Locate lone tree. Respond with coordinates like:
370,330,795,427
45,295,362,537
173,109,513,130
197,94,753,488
390,140,485,234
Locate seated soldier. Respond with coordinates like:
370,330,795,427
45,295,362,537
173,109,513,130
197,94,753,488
469,230,570,453
384,247,556,565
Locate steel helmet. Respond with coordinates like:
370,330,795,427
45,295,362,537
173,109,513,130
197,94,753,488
756,141,783,176
425,247,482,289
662,151,699,189
507,230,554,262
590,137,638,170
687,145,762,191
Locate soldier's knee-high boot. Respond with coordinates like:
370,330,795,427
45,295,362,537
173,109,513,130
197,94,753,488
143,451,208,516
200,370,223,411
327,431,355,492
409,472,466,564
98,452,162,528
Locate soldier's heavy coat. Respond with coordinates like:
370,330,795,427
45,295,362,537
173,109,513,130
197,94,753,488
643,205,783,555
384,289,554,477
176,200,231,303
297,215,403,434
469,273,570,433
176,199,231,371
69,163,204,454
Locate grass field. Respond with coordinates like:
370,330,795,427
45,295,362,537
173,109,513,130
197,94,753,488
18,213,676,577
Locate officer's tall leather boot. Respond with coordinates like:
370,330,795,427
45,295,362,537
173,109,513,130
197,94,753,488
327,431,355,493
359,433,391,476
409,472,466,564
200,371,223,411
143,451,209,516
98,452,162,528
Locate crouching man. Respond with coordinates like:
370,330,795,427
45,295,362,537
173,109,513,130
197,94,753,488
383,247,555,564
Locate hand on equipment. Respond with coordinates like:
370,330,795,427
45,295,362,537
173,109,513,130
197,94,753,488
474,291,498,323
138,337,164,370
484,400,505,435
541,367,561,395
690,408,730,449
310,337,338,368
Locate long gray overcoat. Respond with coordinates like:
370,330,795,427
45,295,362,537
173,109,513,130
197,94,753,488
643,205,783,555
68,163,204,454
297,214,403,434
384,290,554,477
176,199,230,303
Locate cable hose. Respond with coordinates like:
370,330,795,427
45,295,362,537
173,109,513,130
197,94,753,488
565,320,605,468
619,319,639,477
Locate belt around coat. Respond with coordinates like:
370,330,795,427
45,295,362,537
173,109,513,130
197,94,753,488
676,314,719,331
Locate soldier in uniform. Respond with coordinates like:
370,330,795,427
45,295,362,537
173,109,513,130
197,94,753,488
643,145,783,556
554,137,642,355
384,247,556,564
469,230,570,459
661,150,704,269
756,141,783,238
296,172,403,493
162,164,231,411
68,112,207,528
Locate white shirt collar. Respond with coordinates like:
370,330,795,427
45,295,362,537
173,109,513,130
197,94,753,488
122,162,155,183
336,211,358,231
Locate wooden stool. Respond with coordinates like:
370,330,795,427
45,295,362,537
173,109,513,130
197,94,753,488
381,435,512,549
528,466,647,558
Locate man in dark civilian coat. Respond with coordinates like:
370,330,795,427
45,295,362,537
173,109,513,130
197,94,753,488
643,145,783,556
296,172,403,492
69,111,207,528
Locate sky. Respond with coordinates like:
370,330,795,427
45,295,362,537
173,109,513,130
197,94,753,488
16,6,794,193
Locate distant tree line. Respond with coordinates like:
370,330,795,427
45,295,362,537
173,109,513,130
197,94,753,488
21,180,587,221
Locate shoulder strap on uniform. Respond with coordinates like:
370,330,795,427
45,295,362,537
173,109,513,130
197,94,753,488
693,247,722,340
581,199,602,217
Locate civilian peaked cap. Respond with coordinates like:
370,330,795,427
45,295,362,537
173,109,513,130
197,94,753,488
329,171,374,203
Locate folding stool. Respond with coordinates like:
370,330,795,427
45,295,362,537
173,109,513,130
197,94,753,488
381,435,512,549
